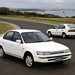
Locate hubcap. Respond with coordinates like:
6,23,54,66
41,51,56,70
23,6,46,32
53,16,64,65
63,34,66,38
48,32,51,37
0,48,3,57
26,56,33,67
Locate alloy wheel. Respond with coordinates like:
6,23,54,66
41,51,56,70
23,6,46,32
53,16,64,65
25,55,33,67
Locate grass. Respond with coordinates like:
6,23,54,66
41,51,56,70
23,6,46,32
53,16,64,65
0,16,75,34
0,15,75,25
0,22,14,34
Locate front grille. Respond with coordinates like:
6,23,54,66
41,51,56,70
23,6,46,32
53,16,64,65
47,54,71,59
50,51,64,55
47,54,71,61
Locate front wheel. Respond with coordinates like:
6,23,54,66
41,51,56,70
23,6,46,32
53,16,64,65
25,54,34,67
48,31,52,37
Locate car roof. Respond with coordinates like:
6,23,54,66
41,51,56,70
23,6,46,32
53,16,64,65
9,29,40,34
54,24,75,27
61,24,75,26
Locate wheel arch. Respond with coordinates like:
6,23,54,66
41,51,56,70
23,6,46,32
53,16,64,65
0,45,3,49
48,31,51,33
23,51,34,60
62,32,66,35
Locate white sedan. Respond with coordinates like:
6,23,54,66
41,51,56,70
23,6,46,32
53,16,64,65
0,29,72,67
47,24,75,38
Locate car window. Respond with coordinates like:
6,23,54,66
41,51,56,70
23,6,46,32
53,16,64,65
12,32,21,42
58,25,65,29
53,25,59,29
68,24,75,28
21,32,50,43
3,31,14,41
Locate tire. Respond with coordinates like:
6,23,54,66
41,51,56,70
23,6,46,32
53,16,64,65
25,54,34,67
48,31,52,37
0,47,5,58
62,33,66,39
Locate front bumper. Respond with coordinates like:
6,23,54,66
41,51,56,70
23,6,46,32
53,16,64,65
34,52,72,63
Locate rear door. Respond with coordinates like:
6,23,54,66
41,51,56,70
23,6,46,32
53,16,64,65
2,31,14,53
51,25,60,35
57,25,65,36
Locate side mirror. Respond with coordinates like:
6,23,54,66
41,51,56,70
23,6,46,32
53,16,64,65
16,40,21,44
50,37,53,41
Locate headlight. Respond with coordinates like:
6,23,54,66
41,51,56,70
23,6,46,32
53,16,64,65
64,49,70,53
36,51,51,55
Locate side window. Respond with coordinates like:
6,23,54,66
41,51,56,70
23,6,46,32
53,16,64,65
55,25,60,29
58,25,65,29
12,32,21,42
3,31,14,41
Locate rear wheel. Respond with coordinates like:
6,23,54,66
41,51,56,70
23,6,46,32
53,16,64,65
62,33,67,38
25,54,34,67
48,31,52,37
0,48,5,58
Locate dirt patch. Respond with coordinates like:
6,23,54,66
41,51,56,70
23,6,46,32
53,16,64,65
0,21,20,29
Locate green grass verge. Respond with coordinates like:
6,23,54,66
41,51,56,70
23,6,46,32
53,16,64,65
0,22,14,34
0,16,75,25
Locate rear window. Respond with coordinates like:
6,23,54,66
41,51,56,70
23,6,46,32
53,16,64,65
68,24,75,28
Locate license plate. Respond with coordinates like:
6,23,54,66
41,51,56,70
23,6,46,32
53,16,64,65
55,57,63,61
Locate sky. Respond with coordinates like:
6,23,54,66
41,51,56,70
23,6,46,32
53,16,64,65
0,0,75,9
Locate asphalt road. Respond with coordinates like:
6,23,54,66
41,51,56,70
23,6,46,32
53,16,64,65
0,18,75,75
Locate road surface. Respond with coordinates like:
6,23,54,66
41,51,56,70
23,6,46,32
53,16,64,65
0,18,75,75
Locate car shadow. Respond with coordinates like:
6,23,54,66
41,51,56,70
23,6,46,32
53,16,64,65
1,55,24,65
0,55,71,70
33,61,71,70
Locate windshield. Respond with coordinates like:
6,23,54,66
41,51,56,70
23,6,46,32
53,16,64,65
21,32,50,43
68,24,75,28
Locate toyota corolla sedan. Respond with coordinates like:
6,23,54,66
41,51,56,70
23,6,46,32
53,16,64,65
47,24,75,38
0,29,72,67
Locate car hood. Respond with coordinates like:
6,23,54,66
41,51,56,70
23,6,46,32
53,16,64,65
26,41,69,52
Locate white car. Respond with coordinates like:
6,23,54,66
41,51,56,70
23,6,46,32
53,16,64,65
0,29,72,67
47,24,75,38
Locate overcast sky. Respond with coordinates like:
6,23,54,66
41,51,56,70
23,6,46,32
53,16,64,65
0,0,75,9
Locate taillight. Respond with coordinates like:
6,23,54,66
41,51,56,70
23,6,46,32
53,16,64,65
68,30,75,32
